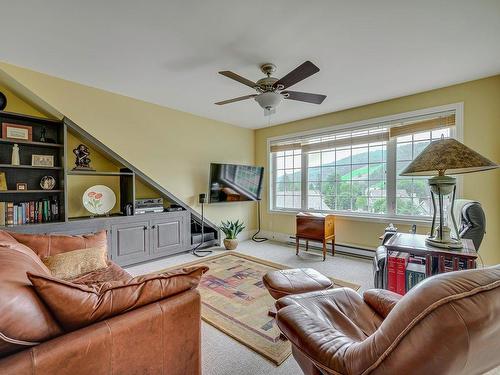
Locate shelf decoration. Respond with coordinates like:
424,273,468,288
40,176,56,190
2,123,33,141
11,144,20,165
83,185,116,216
32,154,54,167
0,173,6,191
16,183,28,190
73,144,95,171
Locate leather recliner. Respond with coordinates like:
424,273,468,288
373,200,486,288
276,265,500,375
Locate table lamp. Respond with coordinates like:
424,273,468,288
400,137,498,249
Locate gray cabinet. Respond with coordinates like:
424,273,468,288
151,213,188,257
111,212,190,266
111,220,150,265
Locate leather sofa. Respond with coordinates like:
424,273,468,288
0,230,202,375
276,265,500,375
373,200,486,289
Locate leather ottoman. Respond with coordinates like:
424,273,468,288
263,268,333,316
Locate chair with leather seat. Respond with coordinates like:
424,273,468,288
276,265,500,375
372,200,486,288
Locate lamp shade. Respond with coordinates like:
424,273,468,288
400,138,498,176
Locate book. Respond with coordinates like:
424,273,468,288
387,251,399,293
6,202,14,225
406,263,426,292
396,253,410,295
0,202,4,226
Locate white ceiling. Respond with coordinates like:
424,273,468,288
1,0,499,129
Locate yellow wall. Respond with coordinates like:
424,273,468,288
255,75,500,265
0,82,48,118
0,63,256,229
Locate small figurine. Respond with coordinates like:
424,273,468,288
11,144,20,165
72,144,95,170
40,127,46,143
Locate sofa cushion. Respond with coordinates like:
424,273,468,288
8,230,107,258
0,231,62,358
42,246,108,280
69,260,133,285
28,266,209,331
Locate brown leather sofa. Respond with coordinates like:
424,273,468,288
276,265,500,375
0,230,202,375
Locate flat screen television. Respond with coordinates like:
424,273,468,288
209,163,264,203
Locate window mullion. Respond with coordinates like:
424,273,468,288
386,138,397,215
301,152,308,210
271,153,277,210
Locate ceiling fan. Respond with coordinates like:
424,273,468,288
215,61,326,116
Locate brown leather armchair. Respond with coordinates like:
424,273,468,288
276,265,500,375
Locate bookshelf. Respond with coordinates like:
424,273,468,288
0,110,220,262
0,111,65,225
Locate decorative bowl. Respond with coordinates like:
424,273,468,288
40,176,56,190
82,185,116,215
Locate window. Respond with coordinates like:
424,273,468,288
269,106,460,220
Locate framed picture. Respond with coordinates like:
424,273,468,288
16,183,28,190
2,123,33,141
32,154,54,167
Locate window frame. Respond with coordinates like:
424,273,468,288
267,103,464,224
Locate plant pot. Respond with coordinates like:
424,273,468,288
223,238,238,250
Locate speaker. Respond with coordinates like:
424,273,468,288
199,193,206,204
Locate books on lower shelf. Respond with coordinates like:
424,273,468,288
388,251,426,295
1,197,60,225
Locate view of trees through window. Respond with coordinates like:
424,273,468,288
272,124,452,218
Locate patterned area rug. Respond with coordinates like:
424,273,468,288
160,252,360,365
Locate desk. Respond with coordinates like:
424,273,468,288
295,212,335,261
385,233,477,276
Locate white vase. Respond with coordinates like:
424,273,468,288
11,144,20,165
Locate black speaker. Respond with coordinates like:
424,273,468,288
199,193,206,204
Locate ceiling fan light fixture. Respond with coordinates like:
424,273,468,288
254,92,283,111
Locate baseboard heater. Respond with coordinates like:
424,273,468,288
286,236,374,260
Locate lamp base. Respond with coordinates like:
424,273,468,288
426,236,463,249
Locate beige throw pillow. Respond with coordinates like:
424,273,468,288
42,246,108,280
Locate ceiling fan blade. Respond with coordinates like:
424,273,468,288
218,71,257,88
215,94,257,105
283,91,326,104
273,61,320,90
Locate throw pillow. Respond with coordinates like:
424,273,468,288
27,265,209,331
42,246,108,280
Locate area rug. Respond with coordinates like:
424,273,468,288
159,252,360,365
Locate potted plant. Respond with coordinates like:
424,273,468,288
220,220,245,250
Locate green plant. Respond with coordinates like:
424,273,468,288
220,220,245,239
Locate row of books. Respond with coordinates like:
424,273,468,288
0,197,60,226
387,252,426,295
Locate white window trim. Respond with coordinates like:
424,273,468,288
266,103,464,225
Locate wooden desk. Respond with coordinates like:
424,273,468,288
295,212,335,261
385,233,477,277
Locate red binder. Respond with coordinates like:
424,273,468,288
396,253,410,295
387,251,399,293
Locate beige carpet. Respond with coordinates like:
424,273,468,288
161,251,360,365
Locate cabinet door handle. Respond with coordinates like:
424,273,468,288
151,225,156,229
143,226,148,230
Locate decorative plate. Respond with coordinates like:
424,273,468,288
82,185,116,215
40,176,56,190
